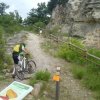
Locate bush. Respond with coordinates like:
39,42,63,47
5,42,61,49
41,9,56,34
33,21,46,32
35,70,51,81
57,41,85,64
29,70,51,86
29,78,39,86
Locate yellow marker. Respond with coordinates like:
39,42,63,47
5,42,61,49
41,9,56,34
53,74,60,82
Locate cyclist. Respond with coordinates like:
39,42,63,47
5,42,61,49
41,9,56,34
12,43,29,78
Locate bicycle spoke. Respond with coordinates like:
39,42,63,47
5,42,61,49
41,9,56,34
27,60,36,74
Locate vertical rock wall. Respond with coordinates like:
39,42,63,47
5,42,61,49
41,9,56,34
48,0,100,48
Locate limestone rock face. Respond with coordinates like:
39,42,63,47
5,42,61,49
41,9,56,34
48,0,100,48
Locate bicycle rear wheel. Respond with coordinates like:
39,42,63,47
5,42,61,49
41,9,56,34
27,60,36,74
15,65,24,80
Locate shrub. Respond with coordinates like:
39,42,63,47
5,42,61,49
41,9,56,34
29,70,51,86
57,41,84,64
29,78,39,86
35,70,51,81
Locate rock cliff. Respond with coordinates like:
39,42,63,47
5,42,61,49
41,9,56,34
47,0,100,48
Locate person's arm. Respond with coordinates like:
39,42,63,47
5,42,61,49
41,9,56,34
22,45,29,54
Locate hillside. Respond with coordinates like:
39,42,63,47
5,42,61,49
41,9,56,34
47,0,100,48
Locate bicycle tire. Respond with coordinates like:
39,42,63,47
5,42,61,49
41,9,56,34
15,65,24,80
26,60,36,74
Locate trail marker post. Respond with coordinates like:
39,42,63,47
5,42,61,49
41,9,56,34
53,67,61,100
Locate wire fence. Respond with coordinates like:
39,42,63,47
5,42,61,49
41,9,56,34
27,24,100,67
45,34,100,67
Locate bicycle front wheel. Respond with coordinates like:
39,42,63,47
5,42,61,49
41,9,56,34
15,65,24,80
27,60,36,74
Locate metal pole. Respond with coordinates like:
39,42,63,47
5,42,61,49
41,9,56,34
55,81,60,100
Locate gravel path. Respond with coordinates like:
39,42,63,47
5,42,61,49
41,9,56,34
25,33,95,100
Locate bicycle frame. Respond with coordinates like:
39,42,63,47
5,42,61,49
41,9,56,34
19,55,27,70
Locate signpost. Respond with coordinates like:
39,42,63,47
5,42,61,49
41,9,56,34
53,67,61,100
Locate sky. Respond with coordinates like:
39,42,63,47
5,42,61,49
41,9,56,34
0,0,50,19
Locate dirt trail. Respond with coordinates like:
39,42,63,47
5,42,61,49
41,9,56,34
26,33,95,100
0,32,95,100
26,33,58,72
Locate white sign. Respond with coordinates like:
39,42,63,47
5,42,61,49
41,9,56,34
0,81,33,100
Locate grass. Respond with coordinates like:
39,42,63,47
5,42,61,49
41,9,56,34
29,70,51,86
42,37,100,99
29,70,51,99
72,65,86,80
35,71,51,81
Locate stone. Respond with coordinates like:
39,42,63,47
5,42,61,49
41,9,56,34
31,83,43,98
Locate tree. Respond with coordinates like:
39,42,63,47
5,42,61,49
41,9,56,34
58,0,69,5
14,10,22,23
0,2,9,15
24,2,50,25
47,0,58,14
37,3,48,18
47,0,69,14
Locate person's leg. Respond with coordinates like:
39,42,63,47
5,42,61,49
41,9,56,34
12,53,19,78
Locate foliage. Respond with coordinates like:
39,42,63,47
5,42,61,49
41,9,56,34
89,48,100,57
29,78,39,86
35,71,51,81
24,2,50,26
47,0,69,13
0,2,9,15
0,13,23,34
0,26,6,70
33,21,46,32
47,0,58,13
29,70,51,86
57,39,85,64
58,0,69,5
72,65,86,80
0,2,23,71
43,37,100,98
46,25,61,36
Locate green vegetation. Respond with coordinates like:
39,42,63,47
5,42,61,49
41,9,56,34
47,0,69,13
43,37,100,99
0,2,23,71
24,2,50,26
35,71,51,81
29,70,51,86
0,26,6,70
89,48,100,57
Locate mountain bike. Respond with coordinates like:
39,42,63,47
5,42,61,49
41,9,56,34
15,54,36,80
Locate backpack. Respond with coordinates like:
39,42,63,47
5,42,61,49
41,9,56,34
13,44,20,52
13,44,25,53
